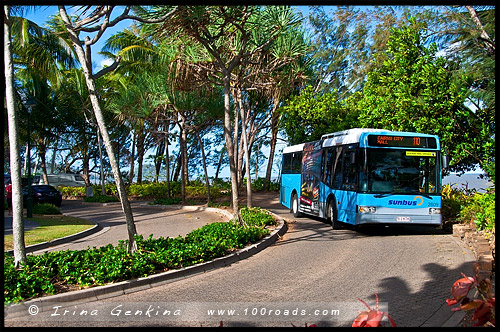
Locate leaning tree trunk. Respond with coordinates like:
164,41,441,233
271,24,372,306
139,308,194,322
4,6,26,266
59,8,137,252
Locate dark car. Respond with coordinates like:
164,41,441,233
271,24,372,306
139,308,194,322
23,185,62,207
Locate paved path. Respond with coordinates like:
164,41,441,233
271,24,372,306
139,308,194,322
3,213,40,235
4,194,476,327
29,200,230,253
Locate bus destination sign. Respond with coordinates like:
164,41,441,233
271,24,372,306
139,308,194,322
368,135,437,148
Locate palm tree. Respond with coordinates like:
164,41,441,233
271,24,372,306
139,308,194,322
148,5,304,219
4,5,26,267
4,6,77,267
57,5,178,252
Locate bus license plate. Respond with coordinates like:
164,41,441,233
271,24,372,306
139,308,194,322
397,216,410,222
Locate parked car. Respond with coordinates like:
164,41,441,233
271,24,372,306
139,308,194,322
37,173,86,187
4,175,36,187
23,185,62,207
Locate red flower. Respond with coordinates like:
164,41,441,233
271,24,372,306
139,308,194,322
446,275,475,306
352,294,396,327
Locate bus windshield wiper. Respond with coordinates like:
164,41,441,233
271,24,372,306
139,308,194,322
374,191,433,199
373,192,399,198
408,191,433,199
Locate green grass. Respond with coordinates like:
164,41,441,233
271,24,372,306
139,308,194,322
4,215,95,251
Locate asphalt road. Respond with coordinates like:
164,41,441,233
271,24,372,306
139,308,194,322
4,194,476,327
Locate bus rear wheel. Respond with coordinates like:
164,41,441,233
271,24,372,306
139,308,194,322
328,200,342,230
291,193,302,217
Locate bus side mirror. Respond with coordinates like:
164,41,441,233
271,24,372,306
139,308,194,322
442,155,450,169
350,152,356,164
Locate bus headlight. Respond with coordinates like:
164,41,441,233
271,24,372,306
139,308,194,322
359,206,377,213
429,208,441,214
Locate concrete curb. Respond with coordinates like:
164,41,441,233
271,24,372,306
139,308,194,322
4,209,287,318
5,220,102,255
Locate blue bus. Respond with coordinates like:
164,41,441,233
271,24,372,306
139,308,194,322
280,128,448,229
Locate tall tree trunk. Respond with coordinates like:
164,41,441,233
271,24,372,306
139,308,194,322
237,88,252,208
97,128,106,195
4,6,26,267
136,127,145,184
37,144,50,186
466,6,495,54
195,130,211,204
165,127,171,198
179,113,188,204
82,145,91,186
59,7,137,252
265,103,280,190
215,146,225,181
128,130,136,184
173,150,181,182
50,135,59,173
154,140,165,183
223,75,240,219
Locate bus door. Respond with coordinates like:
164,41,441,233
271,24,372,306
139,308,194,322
336,148,358,224
300,141,322,216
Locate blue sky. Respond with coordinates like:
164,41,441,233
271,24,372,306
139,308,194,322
23,6,133,73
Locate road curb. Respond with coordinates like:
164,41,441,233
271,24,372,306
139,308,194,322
4,208,287,319
137,202,235,221
5,220,102,255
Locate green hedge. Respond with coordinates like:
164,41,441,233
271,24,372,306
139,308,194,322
459,189,495,231
58,178,280,200
83,196,120,203
4,208,274,304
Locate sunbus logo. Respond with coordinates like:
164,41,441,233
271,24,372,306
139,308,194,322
388,196,423,206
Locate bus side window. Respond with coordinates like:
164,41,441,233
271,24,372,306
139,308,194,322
324,148,333,184
282,153,292,174
293,152,302,173
342,151,357,191
332,147,343,189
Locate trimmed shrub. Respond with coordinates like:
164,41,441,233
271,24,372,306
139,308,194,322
152,197,182,205
32,203,61,215
4,207,273,304
240,207,276,227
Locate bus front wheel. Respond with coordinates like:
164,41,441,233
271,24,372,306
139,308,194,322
291,193,302,218
328,200,342,230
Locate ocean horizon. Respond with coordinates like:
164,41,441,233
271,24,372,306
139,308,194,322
443,173,494,193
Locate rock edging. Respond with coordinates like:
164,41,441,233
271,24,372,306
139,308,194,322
452,224,495,279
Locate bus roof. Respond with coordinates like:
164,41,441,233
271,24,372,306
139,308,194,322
322,128,438,148
283,128,439,153
282,143,305,154
322,128,382,147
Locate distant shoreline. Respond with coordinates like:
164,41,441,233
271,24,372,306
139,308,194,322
443,173,494,193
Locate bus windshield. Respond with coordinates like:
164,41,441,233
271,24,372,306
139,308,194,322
360,148,440,195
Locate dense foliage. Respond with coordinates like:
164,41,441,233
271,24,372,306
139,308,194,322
4,207,276,304
353,18,494,180
441,184,495,233
459,189,495,231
